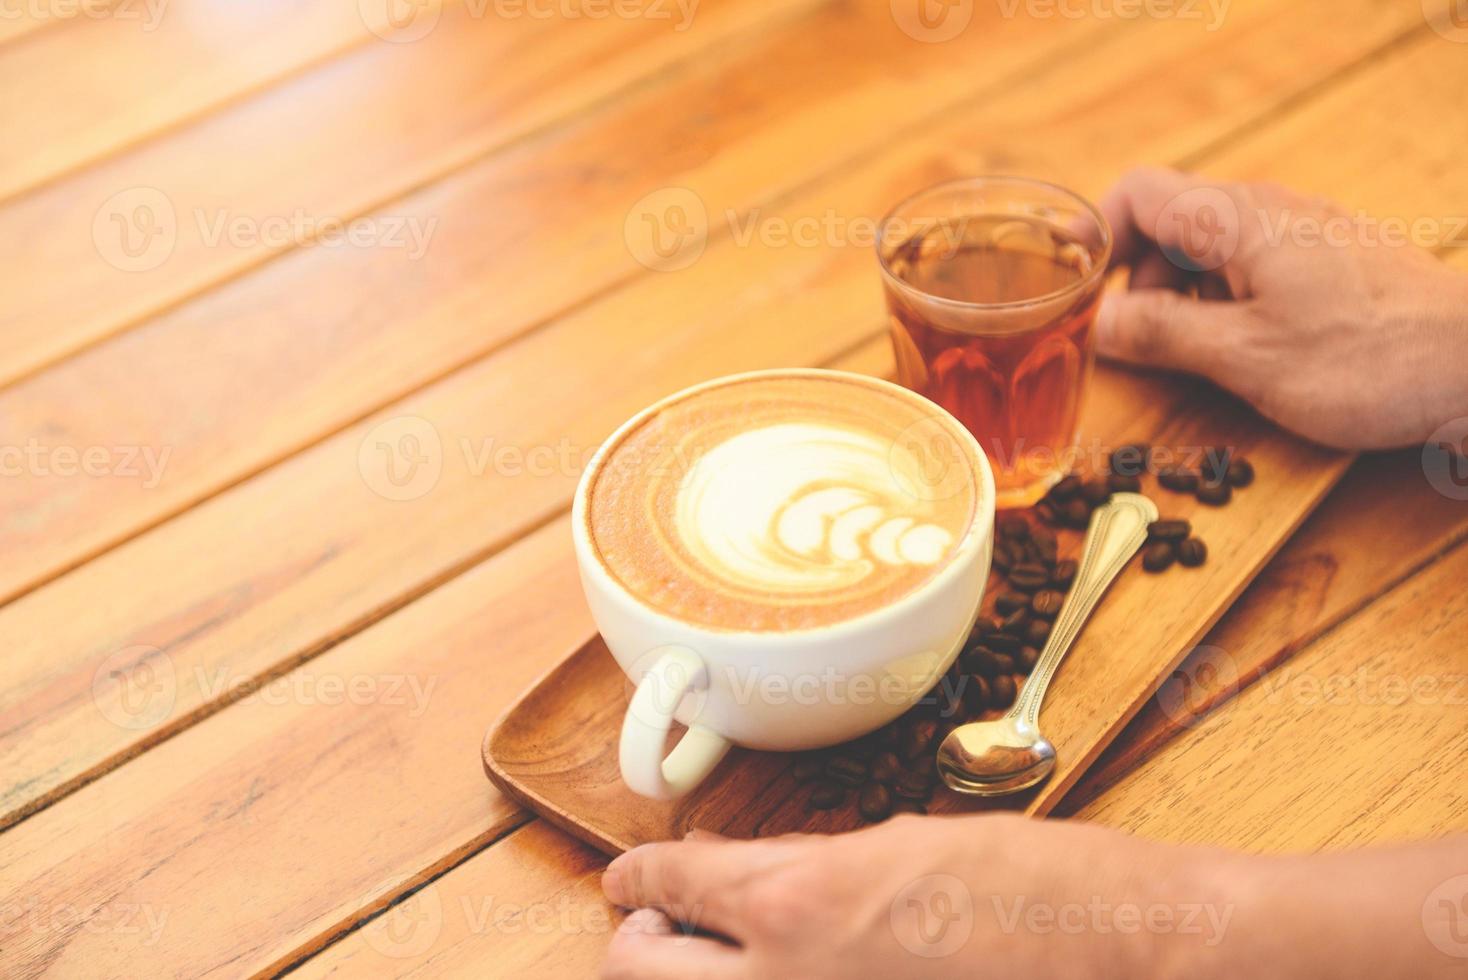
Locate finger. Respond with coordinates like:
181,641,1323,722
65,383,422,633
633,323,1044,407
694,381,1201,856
1100,167,1244,274
601,908,743,980
683,828,729,842
1127,248,1195,293
602,838,792,938
1096,288,1249,377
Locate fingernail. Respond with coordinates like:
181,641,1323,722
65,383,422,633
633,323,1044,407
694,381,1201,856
602,861,626,904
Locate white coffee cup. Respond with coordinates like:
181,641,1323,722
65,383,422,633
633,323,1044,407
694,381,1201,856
571,369,995,799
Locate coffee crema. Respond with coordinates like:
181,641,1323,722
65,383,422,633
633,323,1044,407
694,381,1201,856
585,373,982,631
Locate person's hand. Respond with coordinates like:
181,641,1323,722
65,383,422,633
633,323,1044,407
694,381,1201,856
599,814,1237,979
1097,168,1468,450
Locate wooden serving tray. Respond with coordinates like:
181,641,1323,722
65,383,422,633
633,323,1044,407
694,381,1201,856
483,368,1351,855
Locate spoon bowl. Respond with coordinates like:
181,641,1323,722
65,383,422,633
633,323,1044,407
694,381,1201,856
936,715,1055,796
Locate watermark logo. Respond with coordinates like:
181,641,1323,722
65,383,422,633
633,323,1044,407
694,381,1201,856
1155,185,1239,272
360,0,441,42
1426,0,1468,43
363,877,444,959
1155,645,1239,730
358,415,444,501
93,187,177,273
890,415,973,502
890,873,973,957
625,187,707,272
993,0,1228,30
1422,417,1468,501
890,0,972,42
1422,874,1468,959
92,646,176,731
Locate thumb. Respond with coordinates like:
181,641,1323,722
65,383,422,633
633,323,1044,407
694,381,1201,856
1097,288,1247,377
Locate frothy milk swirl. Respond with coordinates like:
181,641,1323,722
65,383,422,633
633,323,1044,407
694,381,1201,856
675,423,955,595
587,373,980,631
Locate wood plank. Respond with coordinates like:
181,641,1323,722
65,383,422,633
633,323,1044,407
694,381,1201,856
1073,540,1468,850
0,518,584,979
0,0,1118,599
0,0,820,387
1060,448,1468,812
0,0,435,202
0,0,1448,833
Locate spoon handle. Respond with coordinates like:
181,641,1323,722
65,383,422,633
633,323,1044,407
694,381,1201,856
1008,492,1158,728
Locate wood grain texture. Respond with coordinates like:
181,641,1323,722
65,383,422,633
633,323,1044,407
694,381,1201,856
1074,540,1468,850
0,0,818,388
0,0,1114,602
2,0,1399,830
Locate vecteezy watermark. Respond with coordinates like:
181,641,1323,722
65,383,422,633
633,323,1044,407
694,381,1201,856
193,668,439,717
1423,417,1468,501
0,0,167,30
0,897,170,947
1425,0,1468,43
990,894,1233,945
1256,667,1468,709
890,0,974,43
92,187,437,272
995,0,1229,30
624,187,708,272
0,438,171,489
1153,645,1240,731
358,415,445,502
91,645,177,731
359,0,699,43
1422,874,1468,959
890,874,975,957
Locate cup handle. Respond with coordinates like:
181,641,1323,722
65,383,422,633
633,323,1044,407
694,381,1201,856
619,646,731,799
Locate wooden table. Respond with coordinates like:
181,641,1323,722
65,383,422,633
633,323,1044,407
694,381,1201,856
3,1,1466,975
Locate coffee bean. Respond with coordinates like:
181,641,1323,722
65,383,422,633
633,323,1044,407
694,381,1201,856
1108,443,1150,477
1196,481,1232,506
990,673,1017,708
868,751,902,784
893,770,933,801
1178,537,1208,567
1051,559,1077,588
1062,498,1092,529
1142,541,1176,572
997,513,1030,540
985,632,1020,654
1048,475,1082,501
1226,457,1255,488
1031,589,1064,618
901,719,938,761
1080,478,1111,506
960,644,991,673
1032,529,1059,564
999,607,1029,633
969,615,1001,639
858,783,894,822
1019,645,1040,671
908,751,937,777
1035,500,1061,526
1147,519,1191,542
995,593,1028,615
937,683,964,719
1201,447,1232,484
1158,467,1199,492
1108,473,1141,493
962,674,990,713
1024,617,1051,645
992,540,1017,572
808,780,844,810
892,800,928,816
988,651,1018,676
826,755,868,787
791,755,822,783
1008,563,1050,591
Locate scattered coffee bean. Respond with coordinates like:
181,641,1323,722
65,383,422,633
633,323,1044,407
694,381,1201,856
1080,477,1111,506
997,513,1029,540
1178,537,1208,567
995,593,1028,615
858,782,894,822
985,632,1020,654
1142,541,1176,572
791,755,822,783
1024,617,1051,645
901,719,938,760
908,751,937,777
992,547,1012,573
1108,473,1142,493
990,673,1017,708
962,674,990,713
1158,467,1199,492
1008,563,1050,591
1019,645,1040,671
892,800,928,816
987,651,1018,676
1048,475,1082,501
808,780,844,810
894,770,933,801
937,683,964,719
1226,457,1255,488
869,751,902,784
1035,500,1060,525
826,755,868,787
1108,443,1150,477
999,607,1029,633
970,615,1001,639
1147,519,1191,542
1051,559,1077,588
960,645,991,673
1196,481,1232,506
1031,589,1065,618
1201,447,1232,484
1032,528,1059,564
1061,498,1092,529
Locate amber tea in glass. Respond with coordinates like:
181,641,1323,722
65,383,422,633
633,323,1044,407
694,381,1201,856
877,177,1111,508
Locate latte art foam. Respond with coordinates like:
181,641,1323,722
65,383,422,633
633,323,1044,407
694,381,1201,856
587,374,981,631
